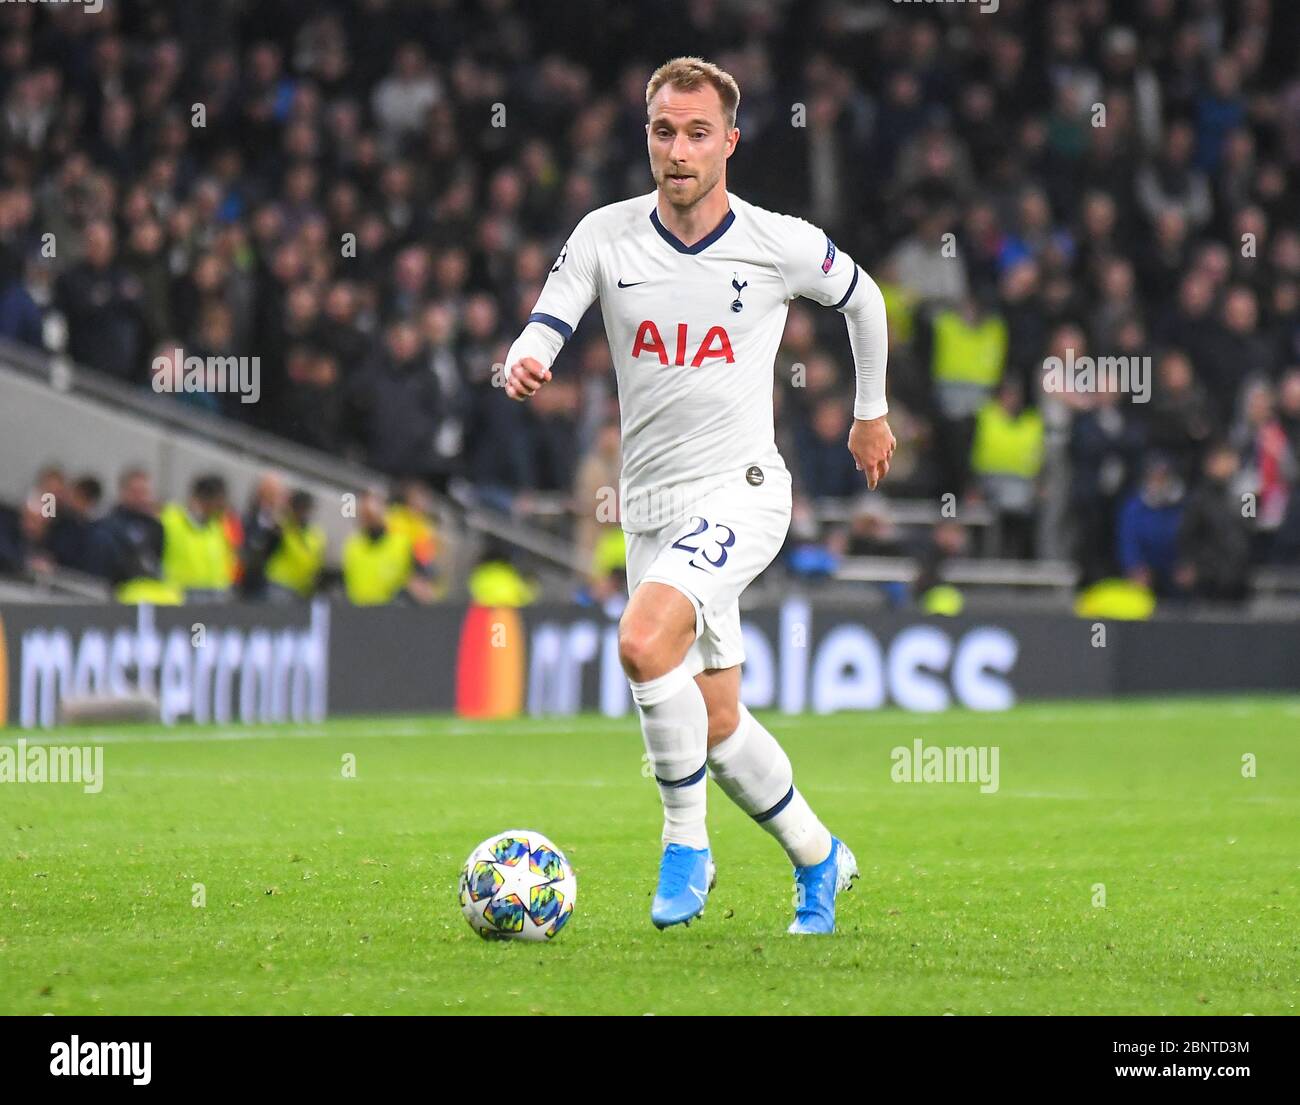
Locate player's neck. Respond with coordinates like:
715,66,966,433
656,181,731,248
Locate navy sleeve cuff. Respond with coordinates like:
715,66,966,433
527,312,575,342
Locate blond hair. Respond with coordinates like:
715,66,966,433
645,56,740,129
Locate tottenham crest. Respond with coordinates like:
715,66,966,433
730,274,748,312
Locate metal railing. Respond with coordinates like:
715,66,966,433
835,556,1079,590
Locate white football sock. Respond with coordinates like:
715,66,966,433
630,664,709,850
708,704,832,867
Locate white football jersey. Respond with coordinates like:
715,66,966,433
525,191,867,533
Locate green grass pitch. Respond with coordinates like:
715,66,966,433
1,696,1296,1015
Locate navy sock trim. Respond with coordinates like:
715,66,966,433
656,762,707,788
754,785,795,823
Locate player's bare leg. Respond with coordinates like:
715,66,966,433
617,581,696,683
700,665,858,934
618,582,716,928
696,665,742,749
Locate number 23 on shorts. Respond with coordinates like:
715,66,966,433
670,515,736,572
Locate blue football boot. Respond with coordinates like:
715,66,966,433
651,844,717,929
788,837,858,935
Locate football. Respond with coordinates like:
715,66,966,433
458,830,577,941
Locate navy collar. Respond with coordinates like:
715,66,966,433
650,205,735,254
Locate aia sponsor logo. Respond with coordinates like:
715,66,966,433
631,321,734,367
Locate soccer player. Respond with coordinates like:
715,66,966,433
504,57,894,934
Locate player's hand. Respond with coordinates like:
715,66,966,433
505,357,551,401
848,415,896,491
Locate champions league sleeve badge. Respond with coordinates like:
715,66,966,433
822,237,837,274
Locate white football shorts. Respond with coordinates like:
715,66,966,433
624,463,793,674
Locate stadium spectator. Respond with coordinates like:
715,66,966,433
840,497,907,559
1068,385,1145,584
264,489,327,601
468,538,539,608
344,317,453,484
1278,368,1300,463
795,395,862,501
0,250,43,349
160,474,235,602
283,342,346,453
1177,442,1252,602
1201,286,1277,414
386,479,442,594
829,496,912,609
1135,119,1213,231
884,206,967,309
912,519,968,616
238,472,290,601
526,367,581,494
0,490,52,577
91,467,178,604
1139,350,1216,483
44,474,103,575
1117,455,1186,597
928,292,1008,496
969,380,1044,559
53,220,146,381
1153,271,1220,386
1230,378,1296,559
342,487,432,605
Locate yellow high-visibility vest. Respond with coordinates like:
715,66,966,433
591,527,627,580
266,521,326,597
971,402,1045,479
920,584,964,616
1074,579,1156,621
879,281,918,345
160,504,234,594
115,578,184,605
931,311,1007,388
468,561,537,607
342,527,413,605
386,504,438,565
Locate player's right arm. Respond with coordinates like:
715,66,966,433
503,213,601,401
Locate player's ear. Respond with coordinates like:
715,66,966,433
725,127,740,158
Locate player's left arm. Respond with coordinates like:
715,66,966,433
777,219,896,490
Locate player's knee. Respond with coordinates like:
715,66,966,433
706,702,739,744
619,612,691,681
617,620,662,681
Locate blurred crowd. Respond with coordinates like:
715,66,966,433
0,0,1298,605
0,463,453,605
